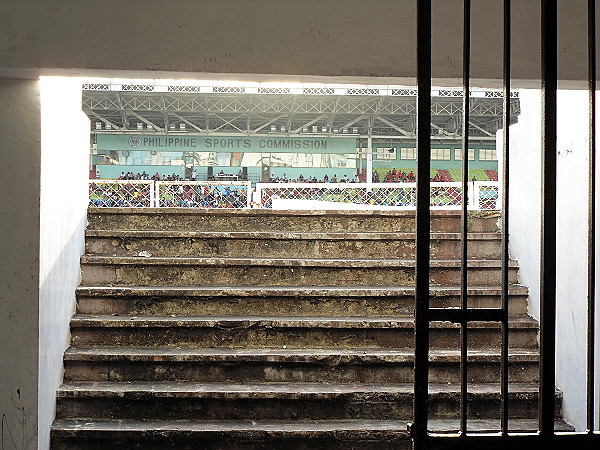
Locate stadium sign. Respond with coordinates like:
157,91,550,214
97,134,356,154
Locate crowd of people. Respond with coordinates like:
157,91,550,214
117,171,184,181
380,169,416,182
268,173,358,183
268,169,438,183
107,168,457,184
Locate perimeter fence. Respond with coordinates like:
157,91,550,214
89,180,499,210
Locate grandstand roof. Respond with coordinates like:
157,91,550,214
83,80,520,141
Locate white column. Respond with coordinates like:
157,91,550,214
366,135,373,185
38,77,90,449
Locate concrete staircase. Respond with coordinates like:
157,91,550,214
51,208,568,449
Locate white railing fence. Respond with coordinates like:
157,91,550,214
257,181,499,211
89,180,154,207
88,180,499,210
156,181,251,208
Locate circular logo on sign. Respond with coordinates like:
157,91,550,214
128,136,141,148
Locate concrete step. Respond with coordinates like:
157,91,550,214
63,347,540,384
50,418,573,450
69,315,539,350
85,230,503,260
80,256,520,287
87,208,500,233
54,382,560,421
75,285,530,317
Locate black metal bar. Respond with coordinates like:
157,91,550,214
413,0,432,447
501,0,512,436
588,0,597,434
460,0,471,437
429,308,503,323
540,0,558,438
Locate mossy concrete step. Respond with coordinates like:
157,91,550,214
63,347,540,384
51,419,412,450
69,315,539,350
54,382,560,421
80,256,519,287
50,418,574,450
87,208,500,233
76,285,529,317
85,230,502,260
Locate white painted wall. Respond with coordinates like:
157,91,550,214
508,89,600,430
507,89,542,321
38,77,89,449
554,90,590,430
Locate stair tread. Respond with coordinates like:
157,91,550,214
76,285,529,296
87,207,478,218
86,230,501,240
57,381,549,397
51,418,573,434
81,255,519,267
64,346,541,362
70,314,538,328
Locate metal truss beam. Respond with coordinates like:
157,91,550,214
116,93,128,129
172,113,203,132
130,112,164,132
374,115,413,136
468,120,495,137
211,113,246,133
85,90,516,139
88,112,124,131
252,114,287,133
161,94,170,131
291,114,328,133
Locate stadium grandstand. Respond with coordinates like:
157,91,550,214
84,80,520,184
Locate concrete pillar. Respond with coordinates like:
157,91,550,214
0,77,41,449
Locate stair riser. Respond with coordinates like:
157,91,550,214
70,327,538,349
63,360,539,384
80,264,519,287
55,396,552,421
76,294,529,316
87,211,499,233
85,236,502,259
52,432,411,450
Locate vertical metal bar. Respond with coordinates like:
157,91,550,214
588,0,597,434
501,0,512,436
413,0,432,447
460,0,471,437
540,0,558,438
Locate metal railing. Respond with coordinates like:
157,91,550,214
255,181,499,210
88,180,154,207
88,180,499,210
155,181,251,208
